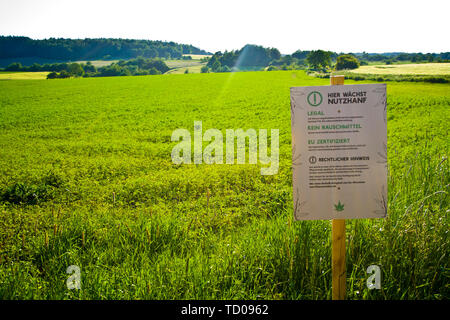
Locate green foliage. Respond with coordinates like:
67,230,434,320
207,45,281,71
335,54,360,70
58,70,71,78
0,71,448,299
83,62,96,73
0,172,64,205
40,57,170,79
291,50,310,60
306,50,332,70
148,67,161,75
68,63,84,77
0,36,210,61
211,60,221,72
200,66,209,73
359,60,369,66
46,72,58,79
4,62,22,71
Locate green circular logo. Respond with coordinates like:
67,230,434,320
307,91,323,107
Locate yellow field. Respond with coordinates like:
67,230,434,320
75,60,118,67
165,59,206,74
165,65,204,74
182,54,211,59
349,63,450,75
0,72,50,80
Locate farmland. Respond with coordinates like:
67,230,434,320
348,63,450,76
0,71,448,299
0,71,49,80
165,58,207,74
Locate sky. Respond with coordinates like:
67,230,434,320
0,0,449,54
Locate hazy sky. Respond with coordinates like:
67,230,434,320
0,0,448,54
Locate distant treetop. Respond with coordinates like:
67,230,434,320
0,36,211,61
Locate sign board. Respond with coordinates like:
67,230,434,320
290,84,387,220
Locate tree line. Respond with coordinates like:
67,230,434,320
206,45,282,72
2,37,449,76
0,36,210,61
203,46,450,73
4,57,170,79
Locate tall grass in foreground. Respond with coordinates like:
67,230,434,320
0,152,447,299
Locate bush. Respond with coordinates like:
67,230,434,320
211,60,221,72
47,72,58,79
5,62,22,71
83,61,96,73
149,67,161,75
200,66,209,73
68,63,84,77
218,65,231,72
0,172,63,205
335,54,360,70
58,70,71,78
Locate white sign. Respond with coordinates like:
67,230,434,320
290,84,387,220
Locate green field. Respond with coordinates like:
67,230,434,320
349,63,450,75
0,71,448,299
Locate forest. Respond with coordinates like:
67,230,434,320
0,36,210,61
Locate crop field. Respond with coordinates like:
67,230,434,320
165,59,206,74
349,63,450,76
0,71,50,80
0,71,448,299
74,60,119,68
182,54,212,59
165,65,204,74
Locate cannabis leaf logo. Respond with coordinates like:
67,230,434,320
334,201,345,212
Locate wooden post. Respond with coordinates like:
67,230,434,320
330,75,346,300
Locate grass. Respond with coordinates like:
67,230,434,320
165,59,206,74
0,72,50,80
349,63,450,75
0,71,448,299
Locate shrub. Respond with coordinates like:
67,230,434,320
5,62,22,71
58,70,71,78
218,65,231,73
47,72,58,79
149,67,161,75
335,54,360,70
68,63,84,77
